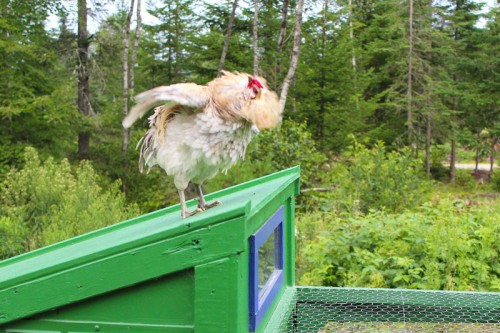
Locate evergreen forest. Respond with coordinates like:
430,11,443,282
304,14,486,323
0,0,499,291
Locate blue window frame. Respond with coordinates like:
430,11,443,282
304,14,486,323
249,206,285,332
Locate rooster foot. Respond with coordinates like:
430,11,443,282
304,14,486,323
198,200,222,211
181,207,203,219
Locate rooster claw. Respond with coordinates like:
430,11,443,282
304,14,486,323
198,200,222,211
181,207,204,219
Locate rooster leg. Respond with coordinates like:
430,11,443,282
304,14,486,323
195,184,221,211
178,190,203,219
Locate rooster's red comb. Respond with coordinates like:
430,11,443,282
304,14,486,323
247,77,264,89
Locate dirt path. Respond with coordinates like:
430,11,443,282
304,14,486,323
455,163,498,171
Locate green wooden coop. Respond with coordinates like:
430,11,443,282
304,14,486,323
1,167,499,333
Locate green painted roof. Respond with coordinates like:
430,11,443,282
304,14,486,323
0,166,300,325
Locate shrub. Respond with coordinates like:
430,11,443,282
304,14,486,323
454,169,477,189
324,141,431,214
429,145,449,181
489,171,500,191
297,198,500,291
0,147,139,259
249,119,327,187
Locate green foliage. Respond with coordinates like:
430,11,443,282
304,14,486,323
454,169,477,190
0,216,26,260
295,9,362,152
0,148,139,259
297,197,500,291
429,145,449,181
250,120,327,187
0,0,498,295
0,1,79,176
324,141,430,214
490,172,500,192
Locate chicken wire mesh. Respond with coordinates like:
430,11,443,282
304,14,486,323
275,287,500,333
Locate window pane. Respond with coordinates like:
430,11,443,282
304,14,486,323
258,230,276,295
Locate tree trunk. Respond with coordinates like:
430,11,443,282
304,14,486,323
279,0,304,113
425,111,431,175
489,139,496,178
130,0,141,98
349,0,359,111
275,0,289,80
77,0,90,159
122,0,141,158
318,0,327,139
122,0,135,158
475,141,480,173
252,0,259,75
450,138,457,182
218,0,238,74
407,0,414,149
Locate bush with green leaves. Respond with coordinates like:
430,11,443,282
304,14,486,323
454,169,477,189
249,119,327,187
296,198,500,291
0,147,139,259
492,172,500,191
429,145,449,181
323,141,431,214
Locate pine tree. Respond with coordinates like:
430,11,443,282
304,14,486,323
439,0,483,180
144,0,197,83
0,0,73,174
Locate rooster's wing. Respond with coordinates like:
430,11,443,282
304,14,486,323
123,83,209,129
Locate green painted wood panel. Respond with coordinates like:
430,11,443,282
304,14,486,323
43,269,195,325
6,270,196,333
1,216,247,325
195,257,247,333
0,167,301,333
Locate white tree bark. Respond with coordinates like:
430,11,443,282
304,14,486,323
122,0,135,157
130,0,141,98
348,0,360,110
77,0,91,158
252,0,259,75
407,0,414,146
218,0,239,74
274,0,288,78
279,0,304,112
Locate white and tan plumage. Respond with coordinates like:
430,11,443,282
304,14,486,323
123,71,282,218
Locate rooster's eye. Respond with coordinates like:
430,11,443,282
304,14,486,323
253,87,259,94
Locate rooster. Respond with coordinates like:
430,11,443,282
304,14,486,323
123,71,282,218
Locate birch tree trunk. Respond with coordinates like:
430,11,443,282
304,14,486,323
274,0,288,79
425,1,433,175
348,0,356,71
252,0,259,75
318,0,328,139
77,0,91,159
407,0,414,148
348,0,359,110
279,0,304,112
130,0,141,98
218,0,238,74
122,0,135,157
122,0,142,158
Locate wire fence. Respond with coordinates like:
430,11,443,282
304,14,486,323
277,287,500,333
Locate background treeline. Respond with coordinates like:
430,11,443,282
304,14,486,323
0,0,498,291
